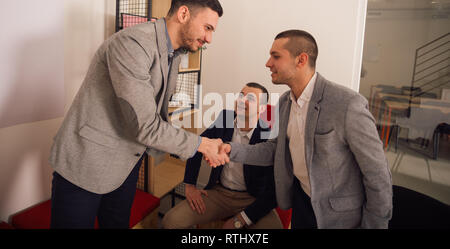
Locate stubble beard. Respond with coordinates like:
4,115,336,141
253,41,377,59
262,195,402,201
179,21,198,53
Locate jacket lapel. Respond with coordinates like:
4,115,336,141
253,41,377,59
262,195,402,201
154,18,169,114
223,111,236,142
279,98,291,145
277,98,291,173
304,73,326,171
249,126,261,144
223,126,234,142
161,54,181,119
249,119,271,144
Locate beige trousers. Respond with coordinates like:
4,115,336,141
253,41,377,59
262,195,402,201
162,185,283,229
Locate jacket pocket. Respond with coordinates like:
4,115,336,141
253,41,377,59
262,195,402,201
78,125,119,149
329,193,364,212
314,129,337,141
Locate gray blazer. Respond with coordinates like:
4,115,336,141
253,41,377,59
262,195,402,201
49,19,199,194
230,73,393,229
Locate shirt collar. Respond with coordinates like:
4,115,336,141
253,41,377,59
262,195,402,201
234,118,255,140
163,18,174,57
290,72,317,107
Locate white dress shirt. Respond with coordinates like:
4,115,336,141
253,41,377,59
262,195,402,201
220,120,255,225
220,123,254,191
286,72,317,197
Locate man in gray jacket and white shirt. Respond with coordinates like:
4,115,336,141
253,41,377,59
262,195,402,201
49,0,226,228
219,30,393,229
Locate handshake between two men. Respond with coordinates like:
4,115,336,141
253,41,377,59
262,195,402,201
197,138,233,167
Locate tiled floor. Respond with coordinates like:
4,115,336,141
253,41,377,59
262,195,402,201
386,137,450,205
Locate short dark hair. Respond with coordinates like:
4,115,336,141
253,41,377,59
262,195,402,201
167,0,223,18
275,30,318,68
246,82,269,105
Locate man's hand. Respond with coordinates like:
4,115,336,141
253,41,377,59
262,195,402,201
185,184,208,215
198,137,229,167
222,213,246,229
219,143,231,155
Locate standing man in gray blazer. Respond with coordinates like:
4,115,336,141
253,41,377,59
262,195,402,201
219,30,393,229
49,0,226,228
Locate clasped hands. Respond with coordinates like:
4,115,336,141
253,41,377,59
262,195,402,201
198,137,232,167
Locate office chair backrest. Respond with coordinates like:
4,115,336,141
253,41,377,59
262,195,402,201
389,185,450,229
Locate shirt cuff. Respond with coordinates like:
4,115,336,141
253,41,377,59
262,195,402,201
240,211,253,226
191,136,202,158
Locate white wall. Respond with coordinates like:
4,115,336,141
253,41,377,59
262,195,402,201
0,0,115,222
0,0,64,129
201,0,367,114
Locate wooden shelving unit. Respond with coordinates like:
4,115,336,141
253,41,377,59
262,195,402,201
150,0,170,18
147,154,186,198
179,51,201,72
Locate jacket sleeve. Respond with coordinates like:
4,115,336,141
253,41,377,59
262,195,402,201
345,94,393,229
105,32,199,160
229,138,277,166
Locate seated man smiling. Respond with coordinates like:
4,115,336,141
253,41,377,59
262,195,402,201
162,82,282,229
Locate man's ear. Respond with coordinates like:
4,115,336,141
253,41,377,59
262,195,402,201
177,5,190,24
297,53,309,67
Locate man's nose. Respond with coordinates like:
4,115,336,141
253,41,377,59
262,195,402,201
205,32,212,44
265,58,272,68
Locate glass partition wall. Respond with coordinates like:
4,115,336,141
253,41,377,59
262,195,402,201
361,0,450,204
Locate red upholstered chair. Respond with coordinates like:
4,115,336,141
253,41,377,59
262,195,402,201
260,105,276,129
11,199,53,229
130,189,160,229
11,189,159,229
0,221,14,229
275,207,292,229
